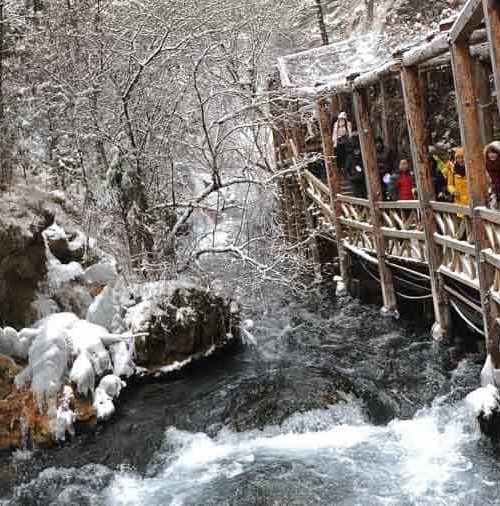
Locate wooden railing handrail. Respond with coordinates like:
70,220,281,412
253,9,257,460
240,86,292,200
336,194,371,207
477,206,500,225
303,170,330,196
430,201,472,217
378,200,420,210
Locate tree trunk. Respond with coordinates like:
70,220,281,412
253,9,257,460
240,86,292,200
365,0,375,23
314,0,329,46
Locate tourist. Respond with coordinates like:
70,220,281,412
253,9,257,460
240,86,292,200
485,141,500,207
345,134,367,198
392,159,415,201
447,147,469,206
430,156,450,202
375,136,391,199
332,111,352,174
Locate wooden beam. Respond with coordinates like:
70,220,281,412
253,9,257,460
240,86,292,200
381,228,426,241
474,59,494,144
439,265,481,291
434,234,478,255
450,0,484,43
316,97,349,281
429,201,472,216
339,218,374,233
378,200,420,209
353,88,397,312
336,195,371,206
400,66,452,338
483,0,500,114
451,37,497,344
379,80,391,149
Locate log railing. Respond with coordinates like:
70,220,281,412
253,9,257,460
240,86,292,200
337,194,374,250
378,200,426,262
478,207,500,303
431,201,478,289
303,170,333,220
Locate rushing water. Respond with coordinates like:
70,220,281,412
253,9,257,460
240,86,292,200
2,292,500,505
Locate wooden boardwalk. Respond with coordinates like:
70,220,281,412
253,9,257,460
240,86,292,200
272,0,500,345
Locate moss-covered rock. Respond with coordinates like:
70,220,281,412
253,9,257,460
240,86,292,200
133,286,241,368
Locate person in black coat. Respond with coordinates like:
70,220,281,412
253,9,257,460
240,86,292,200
345,134,367,198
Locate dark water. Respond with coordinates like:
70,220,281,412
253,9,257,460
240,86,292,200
1,292,499,506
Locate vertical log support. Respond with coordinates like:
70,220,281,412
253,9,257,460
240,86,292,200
290,107,319,263
353,88,398,313
316,96,349,282
451,37,496,345
483,0,500,115
474,59,494,145
379,80,391,148
400,65,452,340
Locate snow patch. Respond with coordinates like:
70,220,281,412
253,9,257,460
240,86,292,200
466,384,500,419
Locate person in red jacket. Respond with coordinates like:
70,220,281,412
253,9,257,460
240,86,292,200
394,159,415,200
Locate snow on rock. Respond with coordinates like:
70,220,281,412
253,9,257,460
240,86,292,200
83,262,118,287
0,326,41,360
93,387,115,421
65,320,112,376
480,355,500,388
48,261,85,289
466,384,500,419
97,375,126,399
109,340,135,377
69,350,95,396
17,313,79,407
124,300,154,334
43,222,67,243
87,286,115,331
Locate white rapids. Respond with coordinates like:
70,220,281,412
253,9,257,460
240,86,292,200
104,401,499,506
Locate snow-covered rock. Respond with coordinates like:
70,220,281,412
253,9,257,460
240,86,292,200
65,320,112,376
93,387,115,421
109,340,135,377
17,313,78,407
83,262,118,287
69,350,95,396
97,375,126,399
87,286,115,331
480,355,500,388
466,384,500,418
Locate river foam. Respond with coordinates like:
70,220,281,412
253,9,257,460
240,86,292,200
103,401,498,506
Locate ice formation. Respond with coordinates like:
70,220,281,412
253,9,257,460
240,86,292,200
87,286,115,331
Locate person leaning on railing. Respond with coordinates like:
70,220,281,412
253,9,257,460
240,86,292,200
485,141,500,209
446,147,470,207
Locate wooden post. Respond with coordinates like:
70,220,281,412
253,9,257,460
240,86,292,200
451,37,496,344
291,112,310,247
353,88,398,312
400,65,452,339
483,0,500,115
379,80,391,148
316,96,349,282
474,59,494,145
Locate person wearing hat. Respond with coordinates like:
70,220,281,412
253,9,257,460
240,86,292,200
447,147,470,207
332,111,352,175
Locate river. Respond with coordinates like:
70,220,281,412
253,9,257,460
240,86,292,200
1,290,499,505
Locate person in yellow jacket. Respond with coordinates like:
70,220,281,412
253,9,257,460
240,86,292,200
447,147,470,207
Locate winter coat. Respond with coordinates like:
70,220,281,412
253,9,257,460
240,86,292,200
395,172,415,200
433,170,447,198
485,141,500,196
447,165,470,207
